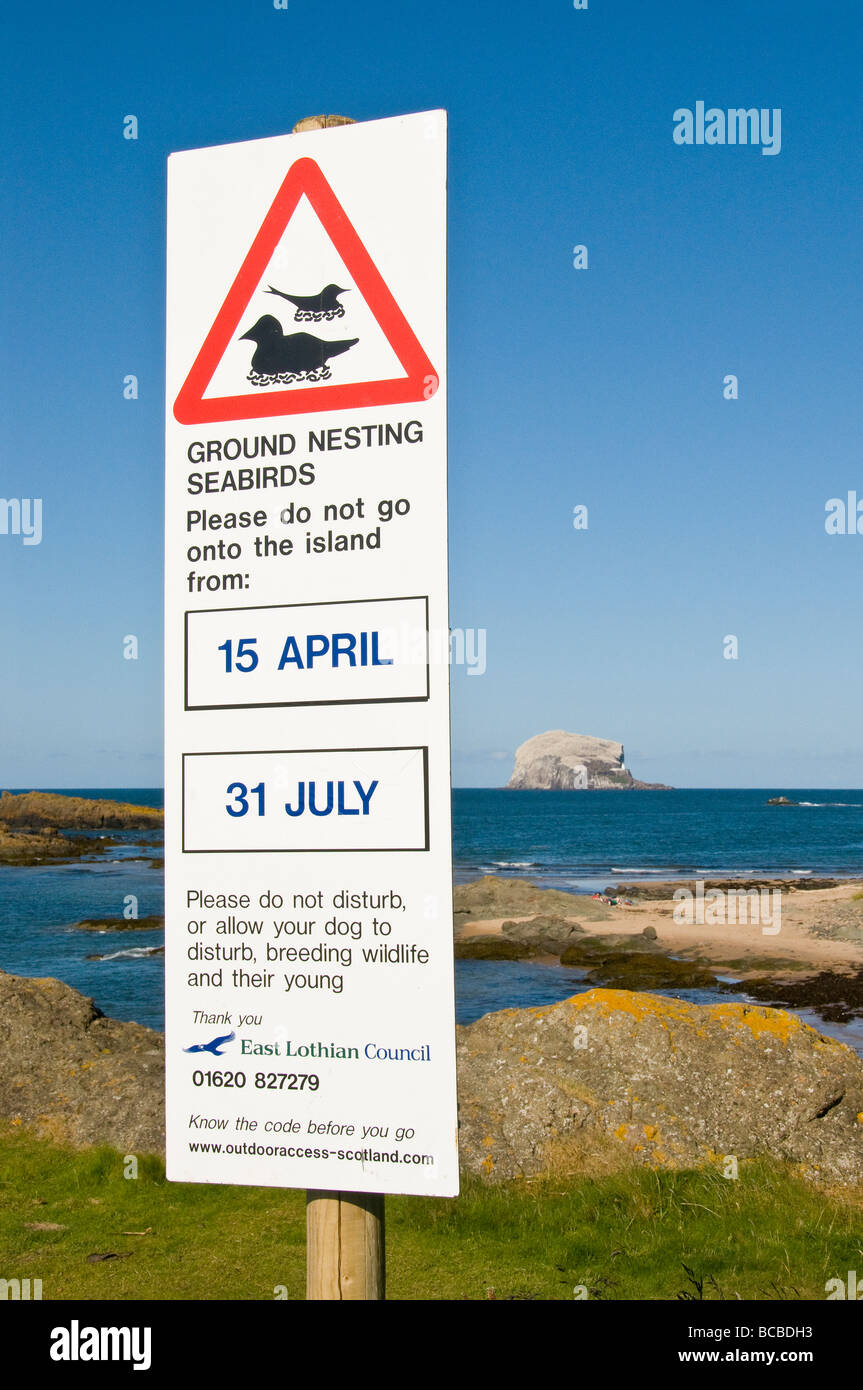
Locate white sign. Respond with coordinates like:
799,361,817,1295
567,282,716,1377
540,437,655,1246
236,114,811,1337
164,112,457,1196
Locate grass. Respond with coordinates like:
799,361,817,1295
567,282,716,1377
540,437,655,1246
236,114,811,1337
1,1131,861,1300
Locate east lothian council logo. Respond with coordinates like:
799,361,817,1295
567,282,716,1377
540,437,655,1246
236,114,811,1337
183,1030,236,1057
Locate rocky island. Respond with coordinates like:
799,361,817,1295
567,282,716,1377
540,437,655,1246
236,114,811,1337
0,790,163,865
505,730,671,790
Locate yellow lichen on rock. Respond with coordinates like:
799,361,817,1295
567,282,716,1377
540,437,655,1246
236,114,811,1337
570,988,697,1028
456,983,863,1186
565,988,827,1052
706,1001,809,1043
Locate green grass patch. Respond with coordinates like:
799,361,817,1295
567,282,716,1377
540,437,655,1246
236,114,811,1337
0,1131,861,1300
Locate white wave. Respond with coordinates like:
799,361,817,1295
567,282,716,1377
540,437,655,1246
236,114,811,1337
610,867,670,874
95,946,163,961
798,801,862,808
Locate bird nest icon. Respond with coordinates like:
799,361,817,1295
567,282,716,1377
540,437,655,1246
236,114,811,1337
293,306,346,323
239,312,359,387
247,366,333,387
266,284,349,322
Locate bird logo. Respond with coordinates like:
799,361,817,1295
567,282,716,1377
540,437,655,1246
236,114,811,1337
266,283,350,322
239,315,359,388
183,1031,236,1057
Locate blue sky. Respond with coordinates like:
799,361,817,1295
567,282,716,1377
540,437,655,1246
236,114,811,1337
1,0,861,788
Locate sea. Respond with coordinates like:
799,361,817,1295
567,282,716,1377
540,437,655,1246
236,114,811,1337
2,787,862,1051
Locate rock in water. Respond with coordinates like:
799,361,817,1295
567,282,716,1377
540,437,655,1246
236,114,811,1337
505,730,670,790
456,990,863,1185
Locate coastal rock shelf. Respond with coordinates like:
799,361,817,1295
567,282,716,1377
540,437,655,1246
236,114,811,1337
0,790,163,831
0,791,163,865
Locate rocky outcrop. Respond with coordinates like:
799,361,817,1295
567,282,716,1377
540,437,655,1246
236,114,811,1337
72,916,165,933
501,915,586,945
0,791,163,865
0,825,101,866
453,875,616,934
505,731,670,790
0,790,163,831
615,877,840,900
457,990,863,1185
0,970,164,1153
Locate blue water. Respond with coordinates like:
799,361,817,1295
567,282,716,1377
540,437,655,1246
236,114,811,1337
453,788,863,890
1,787,861,1047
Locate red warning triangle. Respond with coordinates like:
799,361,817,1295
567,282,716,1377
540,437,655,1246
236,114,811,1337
173,156,438,425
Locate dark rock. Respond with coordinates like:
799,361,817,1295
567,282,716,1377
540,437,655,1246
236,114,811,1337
615,878,841,901
72,915,164,933
724,967,863,1024
586,953,717,991
559,933,660,966
500,915,585,944
558,937,716,990
0,826,112,866
454,938,544,961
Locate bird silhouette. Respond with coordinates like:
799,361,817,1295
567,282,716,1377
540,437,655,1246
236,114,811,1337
266,284,350,321
183,1031,236,1056
240,316,359,382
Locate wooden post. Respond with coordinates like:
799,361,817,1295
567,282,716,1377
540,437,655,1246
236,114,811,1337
293,111,385,1305
292,114,356,133
306,1191,385,1300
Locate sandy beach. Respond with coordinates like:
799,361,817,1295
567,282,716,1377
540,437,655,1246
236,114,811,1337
455,877,863,976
